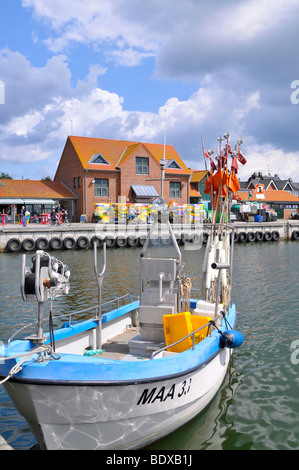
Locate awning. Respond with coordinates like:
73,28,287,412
23,199,56,205
0,198,56,205
131,185,160,198
0,198,25,204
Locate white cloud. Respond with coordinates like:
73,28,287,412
22,0,161,64
2,0,299,183
239,145,299,181
4,110,43,137
2,44,297,182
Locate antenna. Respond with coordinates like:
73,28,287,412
163,108,167,161
160,109,167,198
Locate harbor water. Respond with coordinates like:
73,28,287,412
0,241,299,450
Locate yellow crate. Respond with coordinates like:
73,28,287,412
190,315,212,343
163,312,211,353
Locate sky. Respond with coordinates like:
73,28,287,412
1,0,299,183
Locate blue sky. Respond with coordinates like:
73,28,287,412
1,0,299,182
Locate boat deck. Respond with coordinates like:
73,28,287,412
95,327,148,361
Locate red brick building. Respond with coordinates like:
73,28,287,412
54,136,191,221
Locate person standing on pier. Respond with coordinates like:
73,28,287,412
21,206,26,227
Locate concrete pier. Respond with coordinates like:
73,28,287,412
0,220,299,253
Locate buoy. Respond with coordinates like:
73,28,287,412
219,330,244,349
84,349,105,356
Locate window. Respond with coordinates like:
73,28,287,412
170,182,181,198
166,159,181,169
89,153,109,165
78,176,81,188
73,177,76,188
94,178,109,196
136,157,149,174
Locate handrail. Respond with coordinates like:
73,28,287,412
6,293,139,347
151,321,213,359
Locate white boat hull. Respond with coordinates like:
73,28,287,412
4,347,232,450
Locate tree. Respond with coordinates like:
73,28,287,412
0,172,13,179
41,176,52,181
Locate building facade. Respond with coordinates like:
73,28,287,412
0,179,76,222
54,136,191,221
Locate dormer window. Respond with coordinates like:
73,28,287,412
166,159,181,169
89,153,110,165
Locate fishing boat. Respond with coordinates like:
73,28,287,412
0,134,244,451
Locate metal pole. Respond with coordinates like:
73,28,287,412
94,241,106,349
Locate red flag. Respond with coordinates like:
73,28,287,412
204,175,212,194
204,149,216,172
237,149,247,165
224,144,232,155
231,156,239,174
219,151,227,169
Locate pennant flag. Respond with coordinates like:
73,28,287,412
237,149,247,165
228,172,240,194
212,168,223,189
204,149,217,172
204,174,212,194
219,151,227,169
231,156,239,174
225,143,233,155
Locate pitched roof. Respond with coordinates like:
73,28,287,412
189,183,202,198
68,136,191,174
237,189,299,203
191,170,209,183
0,179,76,200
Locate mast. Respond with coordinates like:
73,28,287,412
201,132,247,312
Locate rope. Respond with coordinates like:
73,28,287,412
0,345,61,385
181,277,192,312
49,298,55,352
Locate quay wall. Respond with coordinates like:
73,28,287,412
0,221,299,253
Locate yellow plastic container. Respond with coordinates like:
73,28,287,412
163,312,211,353
190,315,212,343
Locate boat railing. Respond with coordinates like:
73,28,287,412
151,321,213,360
6,293,139,347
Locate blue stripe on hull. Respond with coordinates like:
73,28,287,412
0,303,237,385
